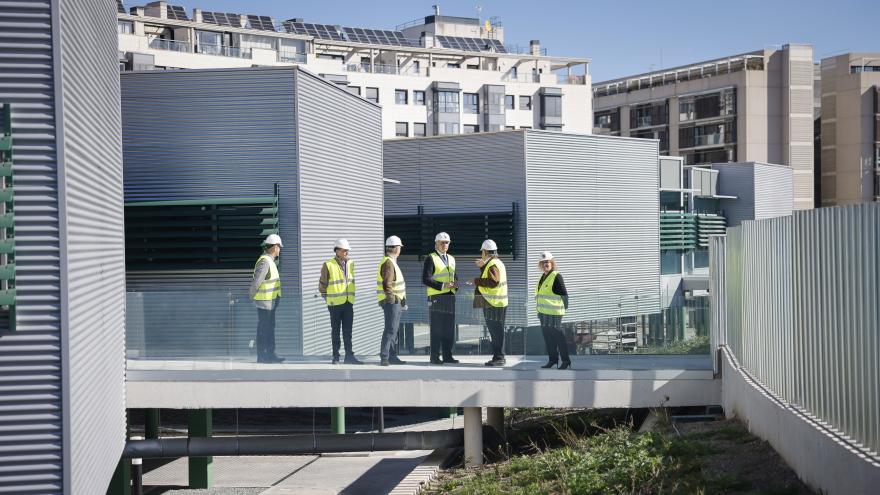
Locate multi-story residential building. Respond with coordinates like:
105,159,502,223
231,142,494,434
819,53,880,205
593,44,815,210
115,1,591,138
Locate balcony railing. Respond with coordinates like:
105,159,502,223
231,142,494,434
557,74,586,85
195,44,251,59
501,72,536,83
278,51,306,63
148,38,192,53
344,63,426,77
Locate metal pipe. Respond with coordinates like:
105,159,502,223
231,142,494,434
122,429,465,459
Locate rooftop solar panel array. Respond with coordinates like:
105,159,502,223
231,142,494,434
342,27,420,47
246,15,277,31
436,35,506,53
165,4,189,21
282,21,344,41
201,12,241,27
116,0,126,14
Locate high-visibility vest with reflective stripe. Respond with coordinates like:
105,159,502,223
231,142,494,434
376,256,406,302
252,255,281,301
477,257,508,308
536,270,565,316
324,258,355,306
426,252,456,297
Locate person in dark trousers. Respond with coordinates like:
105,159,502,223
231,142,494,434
472,239,509,366
535,251,571,369
250,234,284,364
422,232,459,364
319,238,362,365
377,235,407,366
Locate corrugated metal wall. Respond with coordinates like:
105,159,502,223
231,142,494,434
753,163,794,220
121,68,303,355
712,204,880,455
712,163,756,227
713,162,794,227
383,132,528,325
294,70,384,355
56,0,127,493
524,132,660,325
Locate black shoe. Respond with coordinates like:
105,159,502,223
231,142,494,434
484,358,506,367
430,357,444,365
541,361,559,369
559,361,572,370
331,357,340,365
268,355,285,363
344,355,363,365
388,357,407,365
380,359,390,366
442,357,460,364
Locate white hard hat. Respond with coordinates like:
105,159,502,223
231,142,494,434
334,238,351,250
480,239,498,251
385,235,403,247
539,251,554,261
435,232,451,242
263,233,283,247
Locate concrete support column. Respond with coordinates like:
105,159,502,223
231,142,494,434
187,409,213,489
486,407,504,432
331,407,345,434
106,458,131,495
463,407,483,467
145,408,160,440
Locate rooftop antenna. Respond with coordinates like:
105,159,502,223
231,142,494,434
432,4,440,16
475,4,482,23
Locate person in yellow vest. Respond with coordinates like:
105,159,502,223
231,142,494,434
536,251,571,369
472,239,508,366
421,232,459,365
249,234,284,364
377,235,408,366
318,238,362,365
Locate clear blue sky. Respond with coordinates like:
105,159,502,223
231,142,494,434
186,0,876,81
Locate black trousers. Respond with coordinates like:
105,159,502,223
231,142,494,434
256,299,278,362
379,302,402,360
428,294,456,359
328,302,354,358
484,305,508,359
539,313,570,363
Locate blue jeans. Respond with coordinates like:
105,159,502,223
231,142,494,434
256,299,279,362
380,302,402,360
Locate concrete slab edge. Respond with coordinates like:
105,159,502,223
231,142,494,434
388,448,454,495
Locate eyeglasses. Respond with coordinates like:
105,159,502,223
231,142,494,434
438,241,450,245
541,260,552,264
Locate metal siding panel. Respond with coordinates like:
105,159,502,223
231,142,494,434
121,68,303,355
294,70,385,355
0,1,63,492
753,163,794,220
525,132,660,325
383,133,528,325
712,163,756,226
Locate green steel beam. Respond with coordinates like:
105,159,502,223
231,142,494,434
330,407,345,434
125,196,276,207
145,408,160,440
188,409,213,489
106,458,131,495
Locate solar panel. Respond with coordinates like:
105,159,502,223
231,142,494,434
342,27,420,47
116,0,125,14
246,14,277,31
282,21,344,41
201,11,240,27
436,35,507,53
165,4,189,21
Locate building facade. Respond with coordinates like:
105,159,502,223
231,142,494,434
819,53,880,205
115,1,591,138
593,45,814,210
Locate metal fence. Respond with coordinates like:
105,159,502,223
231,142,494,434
711,204,880,455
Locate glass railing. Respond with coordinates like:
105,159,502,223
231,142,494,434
277,51,306,63
195,44,252,59
148,38,192,53
557,74,586,85
501,73,537,83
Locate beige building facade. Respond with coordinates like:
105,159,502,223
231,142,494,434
593,44,815,210
819,53,880,205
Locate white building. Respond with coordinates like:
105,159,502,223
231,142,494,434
116,1,592,138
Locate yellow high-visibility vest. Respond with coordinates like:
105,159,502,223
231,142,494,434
477,257,508,308
536,270,565,316
252,255,281,301
376,256,406,302
426,252,456,297
324,258,355,306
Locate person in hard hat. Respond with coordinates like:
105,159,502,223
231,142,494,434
319,238,362,365
472,239,508,366
250,234,284,364
422,232,459,365
377,235,408,366
536,251,571,369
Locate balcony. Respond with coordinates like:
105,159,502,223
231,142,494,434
501,72,537,83
148,38,192,53
195,44,252,59
557,74,586,85
344,63,426,77
278,51,306,63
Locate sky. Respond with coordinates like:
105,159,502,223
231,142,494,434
180,0,877,81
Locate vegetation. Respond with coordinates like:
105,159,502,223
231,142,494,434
634,335,710,355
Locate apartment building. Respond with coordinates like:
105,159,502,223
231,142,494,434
593,45,815,210
819,53,880,205
115,1,591,138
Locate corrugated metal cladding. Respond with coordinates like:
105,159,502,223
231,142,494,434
121,68,303,354
713,204,880,455
525,132,660,325
1,0,126,493
713,163,755,226
294,70,385,356
753,163,794,220
383,133,528,325
712,162,794,227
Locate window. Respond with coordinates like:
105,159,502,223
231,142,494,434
463,125,479,134
679,88,736,122
521,126,532,130
365,87,379,104
414,90,426,105
435,91,459,113
413,61,421,72
347,86,361,96
519,96,532,110
630,101,667,128
360,56,372,71
505,126,515,130
542,95,561,118
543,125,562,132
505,95,515,110
447,63,460,69
118,20,134,35
437,123,459,135
594,109,620,132
395,122,408,137
414,123,427,137
463,93,479,114
467,64,479,70
395,89,408,105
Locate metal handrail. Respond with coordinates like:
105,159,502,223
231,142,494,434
195,44,251,59
148,38,192,53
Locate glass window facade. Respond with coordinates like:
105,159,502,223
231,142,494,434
679,88,736,122
395,89,407,105
519,95,532,110
464,93,479,114
463,124,479,134
435,91,459,113
438,123,459,135
414,123,427,137
414,90,426,105
542,95,561,118
365,87,379,104
630,101,668,129
505,95,515,110
395,122,408,137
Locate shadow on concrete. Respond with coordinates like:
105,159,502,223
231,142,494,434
338,456,429,495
